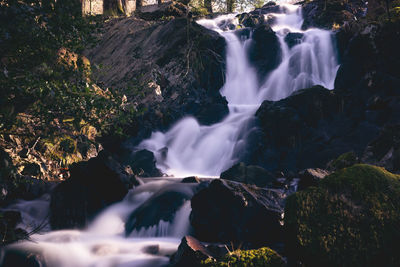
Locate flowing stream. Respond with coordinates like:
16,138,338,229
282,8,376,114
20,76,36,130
138,3,338,177
1,3,339,267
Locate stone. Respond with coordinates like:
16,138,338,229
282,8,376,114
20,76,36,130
248,24,281,79
285,164,400,266
50,151,137,229
190,179,285,246
170,236,214,266
181,176,201,183
129,149,162,177
220,162,276,188
297,168,330,190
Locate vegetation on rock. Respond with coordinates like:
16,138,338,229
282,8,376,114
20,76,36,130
201,247,285,267
285,164,400,266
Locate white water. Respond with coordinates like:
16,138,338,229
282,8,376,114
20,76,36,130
1,180,192,267
1,4,340,267
138,4,339,177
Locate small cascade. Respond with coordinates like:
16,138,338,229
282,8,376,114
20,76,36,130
1,3,341,267
138,4,339,177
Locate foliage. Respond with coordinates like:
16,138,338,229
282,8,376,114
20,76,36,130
285,164,400,266
0,0,136,142
201,247,285,267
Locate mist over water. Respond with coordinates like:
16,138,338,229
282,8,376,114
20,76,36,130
138,4,339,177
1,4,339,267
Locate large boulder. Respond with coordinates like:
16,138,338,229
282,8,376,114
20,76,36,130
190,179,285,246
50,151,138,229
129,149,162,177
236,13,264,28
251,85,355,172
220,162,276,188
248,24,282,80
285,164,400,266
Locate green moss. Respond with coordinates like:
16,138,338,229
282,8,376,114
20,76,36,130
285,164,400,266
327,151,358,171
201,247,285,267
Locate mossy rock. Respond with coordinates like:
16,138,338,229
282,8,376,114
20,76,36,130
285,164,400,266
201,247,285,267
327,151,359,171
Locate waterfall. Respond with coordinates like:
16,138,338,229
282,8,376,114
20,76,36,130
138,4,339,177
1,4,340,267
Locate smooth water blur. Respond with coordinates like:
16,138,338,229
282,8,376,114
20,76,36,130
138,4,339,177
1,4,339,267
1,181,192,267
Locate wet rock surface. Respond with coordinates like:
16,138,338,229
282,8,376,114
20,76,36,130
190,179,285,246
85,17,228,148
50,151,138,229
220,162,276,188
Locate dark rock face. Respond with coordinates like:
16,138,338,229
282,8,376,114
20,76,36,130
284,32,303,48
170,236,214,267
252,86,348,172
362,124,400,173
248,25,282,80
301,0,364,30
50,151,138,229
1,249,44,267
0,210,28,246
220,162,276,188
125,183,198,235
139,1,188,21
285,164,400,266
129,149,162,177
190,179,284,246
237,13,264,28
85,17,227,148
297,168,330,190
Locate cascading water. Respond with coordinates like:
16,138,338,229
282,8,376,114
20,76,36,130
138,3,339,177
1,4,340,267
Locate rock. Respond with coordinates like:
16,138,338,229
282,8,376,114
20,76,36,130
50,151,138,229
1,249,44,267
142,244,160,255
248,24,281,79
220,162,276,188
0,210,28,245
181,176,201,183
285,164,400,266
139,2,188,21
129,149,162,177
362,124,400,173
201,247,285,267
297,168,330,190
190,179,285,246
170,236,214,266
21,163,41,177
301,0,361,30
284,32,303,48
125,183,198,235
327,151,359,171
252,85,349,172
237,13,264,28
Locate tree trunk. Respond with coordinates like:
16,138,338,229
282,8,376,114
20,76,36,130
136,0,143,10
104,0,126,14
227,0,235,12
204,0,212,13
